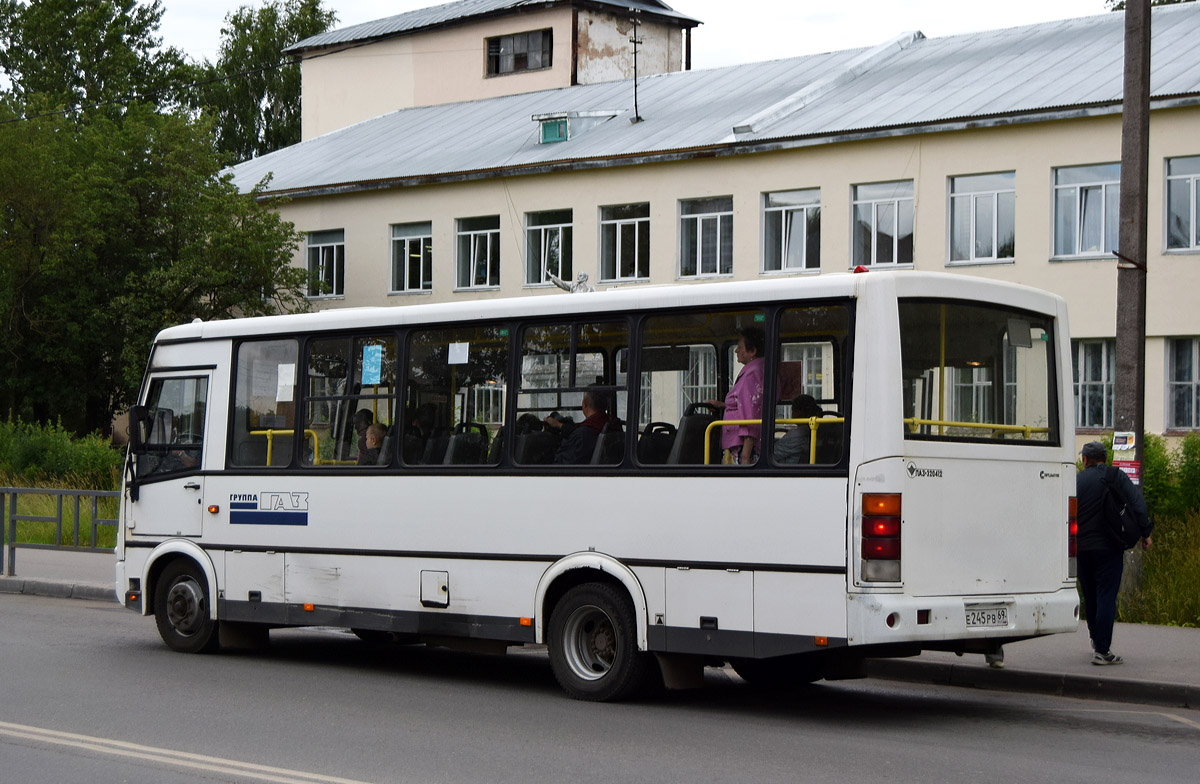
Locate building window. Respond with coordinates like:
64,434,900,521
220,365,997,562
391,222,432,293
526,210,572,285
307,230,344,298
853,181,913,267
679,196,733,278
763,189,820,272
600,203,649,283
1072,339,1115,429
1167,156,1200,251
1054,163,1120,258
456,216,500,289
486,29,552,76
1169,338,1200,429
949,172,1015,263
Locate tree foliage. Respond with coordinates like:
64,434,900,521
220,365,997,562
0,1,308,435
199,0,336,164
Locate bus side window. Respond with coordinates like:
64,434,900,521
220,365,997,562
403,323,509,467
771,305,850,467
230,339,299,468
515,320,629,466
637,309,764,466
302,335,397,467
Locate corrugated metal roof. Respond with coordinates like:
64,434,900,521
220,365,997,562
286,0,698,53
234,3,1200,198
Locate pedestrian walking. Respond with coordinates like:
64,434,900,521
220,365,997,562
1075,441,1153,665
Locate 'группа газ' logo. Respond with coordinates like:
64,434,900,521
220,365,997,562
229,492,309,526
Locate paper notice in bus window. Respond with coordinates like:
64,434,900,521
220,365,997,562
276,363,295,402
448,342,469,365
362,345,382,385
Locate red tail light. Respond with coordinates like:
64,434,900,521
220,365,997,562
861,493,901,582
1067,496,1078,576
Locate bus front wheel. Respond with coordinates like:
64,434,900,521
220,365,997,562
548,583,651,701
154,560,219,654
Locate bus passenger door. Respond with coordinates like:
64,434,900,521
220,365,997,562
127,374,210,538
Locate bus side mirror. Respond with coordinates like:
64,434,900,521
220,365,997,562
129,405,150,454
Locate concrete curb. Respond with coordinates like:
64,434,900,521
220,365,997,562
0,577,117,604
868,659,1196,711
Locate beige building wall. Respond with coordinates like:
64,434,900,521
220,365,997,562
280,106,1200,437
299,7,685,140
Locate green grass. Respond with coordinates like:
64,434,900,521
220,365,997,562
1119,511,1200,627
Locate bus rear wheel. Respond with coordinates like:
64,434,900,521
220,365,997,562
548,583,651,702
154,560,219,654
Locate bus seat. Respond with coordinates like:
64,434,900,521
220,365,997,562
666,403,719,465
376,434,394,466
814,412,844,464
444,422,489,465
590,421,625,465
421,429,450,464
637,422,676,464
515,431,558,465
486,426,506,463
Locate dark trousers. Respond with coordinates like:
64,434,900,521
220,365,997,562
1077,549,1124,654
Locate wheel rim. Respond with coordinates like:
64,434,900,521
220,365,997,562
165,577,206,636
561,603,618,682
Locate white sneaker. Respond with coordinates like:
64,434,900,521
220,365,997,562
1091,650,1123,665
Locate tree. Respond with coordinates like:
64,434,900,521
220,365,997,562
199,0,337,164
0,0,195,115
0,2,309,434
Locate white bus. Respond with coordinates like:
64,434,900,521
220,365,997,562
117,271,1080,701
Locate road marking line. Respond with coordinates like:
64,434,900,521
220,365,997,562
0,720,374,784
1045,708,1200,732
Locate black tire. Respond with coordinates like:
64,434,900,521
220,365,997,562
547,583,652,702
154,559,219,653
730,653,825,688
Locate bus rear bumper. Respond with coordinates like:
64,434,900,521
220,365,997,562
847,586,1080,648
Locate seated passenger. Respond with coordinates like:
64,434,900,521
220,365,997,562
351,409,373,458
773,394,824,464
545,388,620,465
359,423,385,465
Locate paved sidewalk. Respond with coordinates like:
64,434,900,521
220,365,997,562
3,546,1195,710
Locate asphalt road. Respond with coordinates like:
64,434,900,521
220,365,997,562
1,594,1196,784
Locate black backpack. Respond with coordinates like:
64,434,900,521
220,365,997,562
1100,466,1143,550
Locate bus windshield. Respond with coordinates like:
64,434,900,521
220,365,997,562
899,299,1058,444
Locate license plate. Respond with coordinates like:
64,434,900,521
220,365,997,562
965,606,1008,627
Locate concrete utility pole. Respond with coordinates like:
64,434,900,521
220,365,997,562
1114,0,1150,468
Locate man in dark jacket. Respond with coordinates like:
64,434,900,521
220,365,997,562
545,388,619,464
1075,441,1153,665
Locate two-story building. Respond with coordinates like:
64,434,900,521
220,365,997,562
229,1,1200,443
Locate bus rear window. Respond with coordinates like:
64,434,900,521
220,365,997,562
899,300,1058,444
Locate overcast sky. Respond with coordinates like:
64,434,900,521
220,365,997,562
159,0,1111,68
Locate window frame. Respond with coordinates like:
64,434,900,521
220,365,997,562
525,209,573,286
306,230,345,299
390,222,433,294
1052,163,1121,260
455,216,501,291
851,181,914,268
678,196,734,279
599,203,650,284
1165,155,1200,253
947,172,1016,265
1072,338,1116,430
1168,337,1200,430
486,28,553,76
762,189,821,274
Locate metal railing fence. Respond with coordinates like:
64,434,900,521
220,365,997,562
1,487,119,576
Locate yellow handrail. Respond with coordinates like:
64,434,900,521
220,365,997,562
902,418,1050,439
250,429,324,465
703,417,845,465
